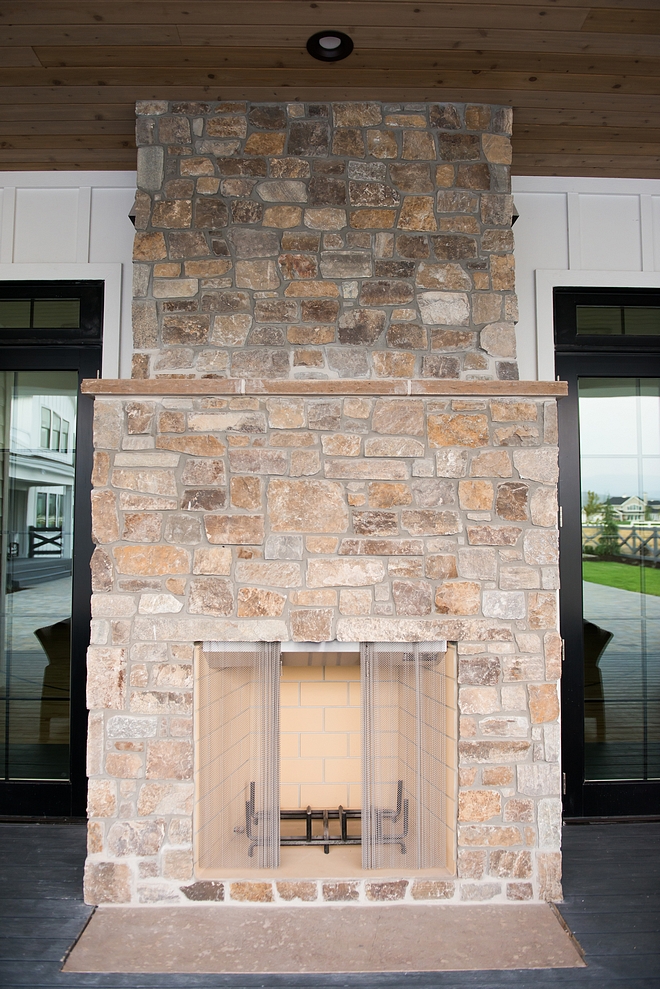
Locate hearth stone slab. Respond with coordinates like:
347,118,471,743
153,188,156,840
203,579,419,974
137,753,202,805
64,903,584,973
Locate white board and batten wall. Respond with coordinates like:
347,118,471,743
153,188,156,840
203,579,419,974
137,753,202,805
1,172,660,382
512,176,660,380
0,173,136,378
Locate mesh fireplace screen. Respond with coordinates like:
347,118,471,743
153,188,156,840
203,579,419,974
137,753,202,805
196,641,280,870
361,641,452,871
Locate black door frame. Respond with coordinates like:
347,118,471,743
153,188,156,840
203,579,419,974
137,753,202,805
0,346,101,817
557,351,660,818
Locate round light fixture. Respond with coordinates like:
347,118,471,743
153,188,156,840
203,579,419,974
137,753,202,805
306,31,354,62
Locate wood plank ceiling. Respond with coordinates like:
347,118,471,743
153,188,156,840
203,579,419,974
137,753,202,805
0,0,658,177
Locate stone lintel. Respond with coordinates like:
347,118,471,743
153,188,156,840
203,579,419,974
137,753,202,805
82,378,567,398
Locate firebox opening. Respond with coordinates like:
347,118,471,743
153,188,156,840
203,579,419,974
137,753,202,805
195,640,457,881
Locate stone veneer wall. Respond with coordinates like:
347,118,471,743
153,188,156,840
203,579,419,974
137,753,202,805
85,383,563,906
82,100,563,907
131,100,518,382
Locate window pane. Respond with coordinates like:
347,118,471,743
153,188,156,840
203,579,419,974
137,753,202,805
577,307,622,335
0,301,31,328
624,308,660,336
40,407,50,449
60,421,69,454
32,299,80,329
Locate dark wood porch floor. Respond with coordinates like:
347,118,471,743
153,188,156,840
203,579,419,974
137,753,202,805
0,821,659,988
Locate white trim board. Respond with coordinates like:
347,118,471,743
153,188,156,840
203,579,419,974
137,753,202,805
0,262,122,378
535,269,660,382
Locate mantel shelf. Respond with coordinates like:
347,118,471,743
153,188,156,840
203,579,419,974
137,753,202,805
81,378,568,398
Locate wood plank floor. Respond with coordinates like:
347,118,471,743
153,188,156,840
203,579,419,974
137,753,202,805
0,821,658,987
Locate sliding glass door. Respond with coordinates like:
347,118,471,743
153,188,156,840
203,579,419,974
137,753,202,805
557,289,660,817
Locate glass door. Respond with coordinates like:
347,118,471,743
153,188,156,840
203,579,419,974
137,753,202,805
0,350,98,817
558,356,660,817
0,371,78,785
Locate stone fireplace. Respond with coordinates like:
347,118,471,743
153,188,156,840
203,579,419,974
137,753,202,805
83,99,566,906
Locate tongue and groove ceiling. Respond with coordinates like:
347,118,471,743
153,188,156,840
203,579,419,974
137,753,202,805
0,0,658,177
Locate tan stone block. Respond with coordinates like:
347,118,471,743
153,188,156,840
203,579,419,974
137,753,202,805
87,779,117,818
191,547,231,576
397,197,437,231
459,825,521,847
277,881,317,901
84,862,132,905
107,818,166,857
307,559,385,587
458,789,501,822
321,434,361,457
350,209,397,229
368,482,412,508
469,450,511,478
322,881,359,901
111,469,178,497
133,231,167,261
483,133,512,164
528,591,557,630
290,589,337,606
372,399,424,436
529,683,559,724
458,849,486,879
435,581,480,615
235,561,300,587
544,631,562,681
482,766,514,786
372,352,416,378
87,646,126,710
459,686,499,714
87,821,103,854
122,512,163,543
339,588,371,616
94,401,123,450
367,129,398,158
513,449,558,484
458,480,493,511
268,479,348,532
459,767,477,787
157,433,227,457
306,536,338,553
530,487,558,528
303,208,347,231
91,490,119,544
402,130,435,160
113,545,190,576
146,740,192,780
425,554,458,579
238,587,286,617
502,799,535,823
524,529,558,566
467,525,522,547
459,740,531,763
265,398,305,429
499,567,539,590
230,881,274,902
204,514,265,545
416,261,471,291
428,414,489,448
537,851,562,901
105,751,143,778
229,476,261,511
473,295,503,325
189,577,234,616
263,205,303,227
290,608,334,641
365,880,408,901
410,880,455,900
162,848,193,881
402,509,461,535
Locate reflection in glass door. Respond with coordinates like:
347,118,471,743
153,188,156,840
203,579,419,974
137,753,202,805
579,378,660,784
0,371,78,782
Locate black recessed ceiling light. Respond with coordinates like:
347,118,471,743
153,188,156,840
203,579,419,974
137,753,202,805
306,31,354,62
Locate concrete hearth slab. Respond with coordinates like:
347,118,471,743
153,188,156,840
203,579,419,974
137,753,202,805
64,903,585,973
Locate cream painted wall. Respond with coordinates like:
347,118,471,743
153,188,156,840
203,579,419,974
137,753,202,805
2,172,660,382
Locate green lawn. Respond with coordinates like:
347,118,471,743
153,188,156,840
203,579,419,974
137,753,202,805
582,560,660,596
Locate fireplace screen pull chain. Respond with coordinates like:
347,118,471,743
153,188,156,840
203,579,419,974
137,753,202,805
244,779,408,855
